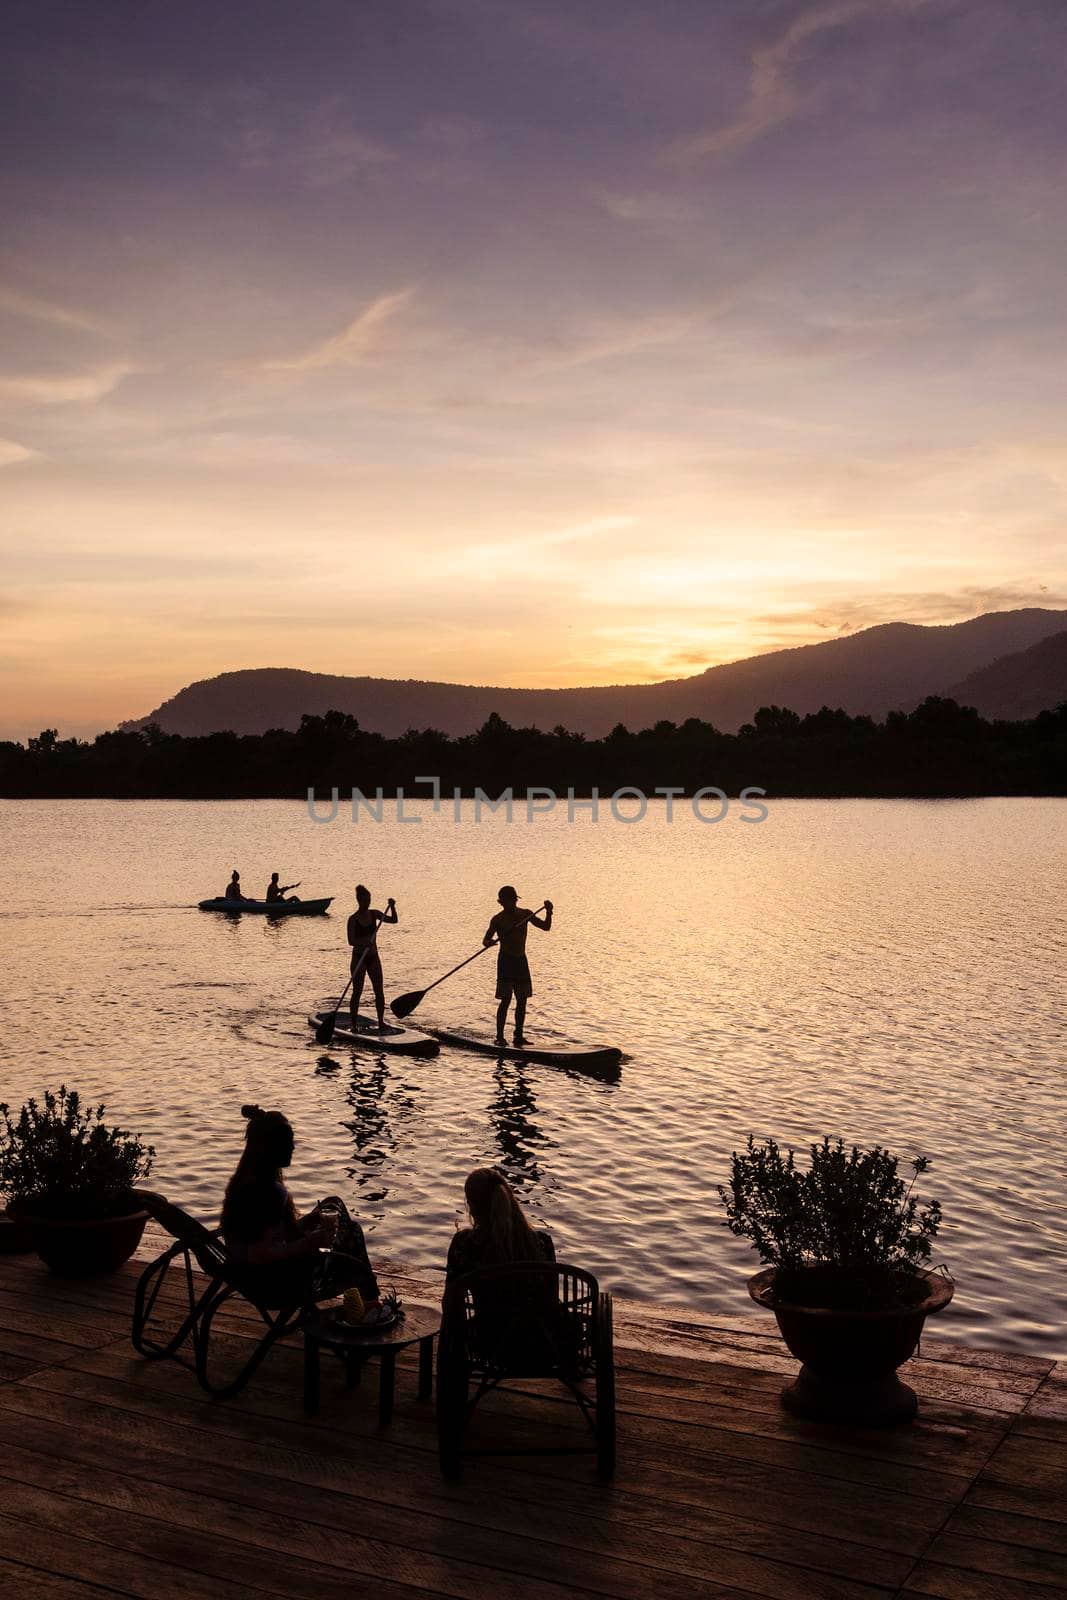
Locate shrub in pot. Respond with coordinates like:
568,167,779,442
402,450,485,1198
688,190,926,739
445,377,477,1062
0,1087,155,1275
720,1135,953,1425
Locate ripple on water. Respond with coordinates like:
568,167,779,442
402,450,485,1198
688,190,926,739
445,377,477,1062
1,797,1065,1357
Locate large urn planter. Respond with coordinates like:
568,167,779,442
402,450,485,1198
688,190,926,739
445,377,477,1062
7,1195,149,1276
749,1266,954,1425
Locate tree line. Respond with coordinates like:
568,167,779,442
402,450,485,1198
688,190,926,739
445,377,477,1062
1,698,1065,799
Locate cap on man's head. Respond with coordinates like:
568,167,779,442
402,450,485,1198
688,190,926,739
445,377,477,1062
498,884,518,902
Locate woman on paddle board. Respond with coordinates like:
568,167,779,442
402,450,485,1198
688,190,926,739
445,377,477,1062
483,886,552,1047
347,884,398,1030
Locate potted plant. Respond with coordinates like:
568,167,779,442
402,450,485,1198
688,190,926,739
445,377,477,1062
0,1087,155,1276
720,1135,953,1425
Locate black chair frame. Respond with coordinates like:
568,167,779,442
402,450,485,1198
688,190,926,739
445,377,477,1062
131,1191,324,1400
436,1261,615,1477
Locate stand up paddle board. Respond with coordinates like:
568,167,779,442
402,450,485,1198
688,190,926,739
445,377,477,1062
424,1025,622,1076
307,1008,439,1058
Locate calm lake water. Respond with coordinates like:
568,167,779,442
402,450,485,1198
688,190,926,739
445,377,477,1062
1,798,1065,1356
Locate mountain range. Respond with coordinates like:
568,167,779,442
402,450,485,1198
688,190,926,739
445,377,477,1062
124,608,1067,739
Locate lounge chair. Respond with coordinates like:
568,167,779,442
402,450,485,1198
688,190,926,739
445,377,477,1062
436,1261,615,1477
130,1189,336,1399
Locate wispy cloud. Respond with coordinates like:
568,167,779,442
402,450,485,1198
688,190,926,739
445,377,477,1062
0,363,133,407
533,513,637,549
0,437,40,467
260,289,416,372
671,0,932,162
596,190,696,226
526,311,700,376
0,285,111,336
443,513,637,578
231,97,397,187
760,584,1067,638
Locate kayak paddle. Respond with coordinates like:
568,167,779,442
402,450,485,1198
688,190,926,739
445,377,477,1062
390,905,547,1020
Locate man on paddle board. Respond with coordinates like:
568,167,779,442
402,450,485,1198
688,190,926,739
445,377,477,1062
483,886,553,1047
347,884,398,1030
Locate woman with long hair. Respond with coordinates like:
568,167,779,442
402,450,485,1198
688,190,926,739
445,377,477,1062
221,1104,386,1314
347,884,398,1030
446,1166,555,1279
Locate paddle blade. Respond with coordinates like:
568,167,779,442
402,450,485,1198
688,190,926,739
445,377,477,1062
314,1015,337,1045
390,989,423,1020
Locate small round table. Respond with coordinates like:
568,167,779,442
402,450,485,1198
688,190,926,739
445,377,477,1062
302,1303,441,1424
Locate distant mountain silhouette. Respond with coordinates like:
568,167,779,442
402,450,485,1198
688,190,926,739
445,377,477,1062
124,608,1067,737
946,628,1067,720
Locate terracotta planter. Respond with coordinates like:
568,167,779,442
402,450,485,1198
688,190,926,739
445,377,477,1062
8,1198,149,1277
749,1265,954,1425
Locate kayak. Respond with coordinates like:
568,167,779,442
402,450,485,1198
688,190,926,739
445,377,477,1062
307,1009,439,1058
424,1025,622,1076
199,897,333,916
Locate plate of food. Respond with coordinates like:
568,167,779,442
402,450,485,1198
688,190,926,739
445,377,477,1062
323,1290,403,1334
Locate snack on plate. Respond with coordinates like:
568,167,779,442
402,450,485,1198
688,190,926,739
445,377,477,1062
342,1287,366,1324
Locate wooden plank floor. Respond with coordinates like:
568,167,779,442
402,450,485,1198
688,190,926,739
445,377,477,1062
0,1246,1064,1600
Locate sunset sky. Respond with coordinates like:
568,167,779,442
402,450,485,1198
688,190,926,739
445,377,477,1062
2,0,1066,740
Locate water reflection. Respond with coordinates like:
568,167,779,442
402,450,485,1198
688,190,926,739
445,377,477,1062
335,1051,428,1210
489,1058,556,1190
6,797,1066,1355
340,1054,392,1202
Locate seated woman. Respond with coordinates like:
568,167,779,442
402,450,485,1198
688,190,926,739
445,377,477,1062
447,1166,555,1279
222,1104,388,1318
445,1168,568,1367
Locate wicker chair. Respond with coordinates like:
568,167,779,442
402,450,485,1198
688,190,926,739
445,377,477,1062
131,1189,325,1399
436,1261,615,1477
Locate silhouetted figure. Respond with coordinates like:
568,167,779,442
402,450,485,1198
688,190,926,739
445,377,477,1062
265,872,299,903
347,884,398,1030
483,886,552,1046
446,1166,555,1280
221,1104,389,1317
224,870,246,902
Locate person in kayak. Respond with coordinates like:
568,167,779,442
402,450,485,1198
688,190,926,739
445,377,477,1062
347,884,398,1030
265,872,300,904
483,886,552,1047
221,1104,390,1320
224,870,246,902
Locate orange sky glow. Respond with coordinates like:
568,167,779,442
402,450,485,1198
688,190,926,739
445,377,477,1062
2,0,1066,739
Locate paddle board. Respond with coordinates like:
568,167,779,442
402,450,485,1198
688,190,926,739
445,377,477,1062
424,1025,622,1076
307,1009,439,1058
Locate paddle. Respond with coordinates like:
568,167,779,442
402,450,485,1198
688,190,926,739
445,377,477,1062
314,943,373,1046
390,904,548,1020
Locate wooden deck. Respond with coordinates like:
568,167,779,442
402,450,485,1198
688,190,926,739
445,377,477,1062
0,1244,1065,1600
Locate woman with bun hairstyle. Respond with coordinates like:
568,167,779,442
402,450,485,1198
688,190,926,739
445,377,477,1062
347,884,398,1031
446,1166,555,1280
222,1104,386,1316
